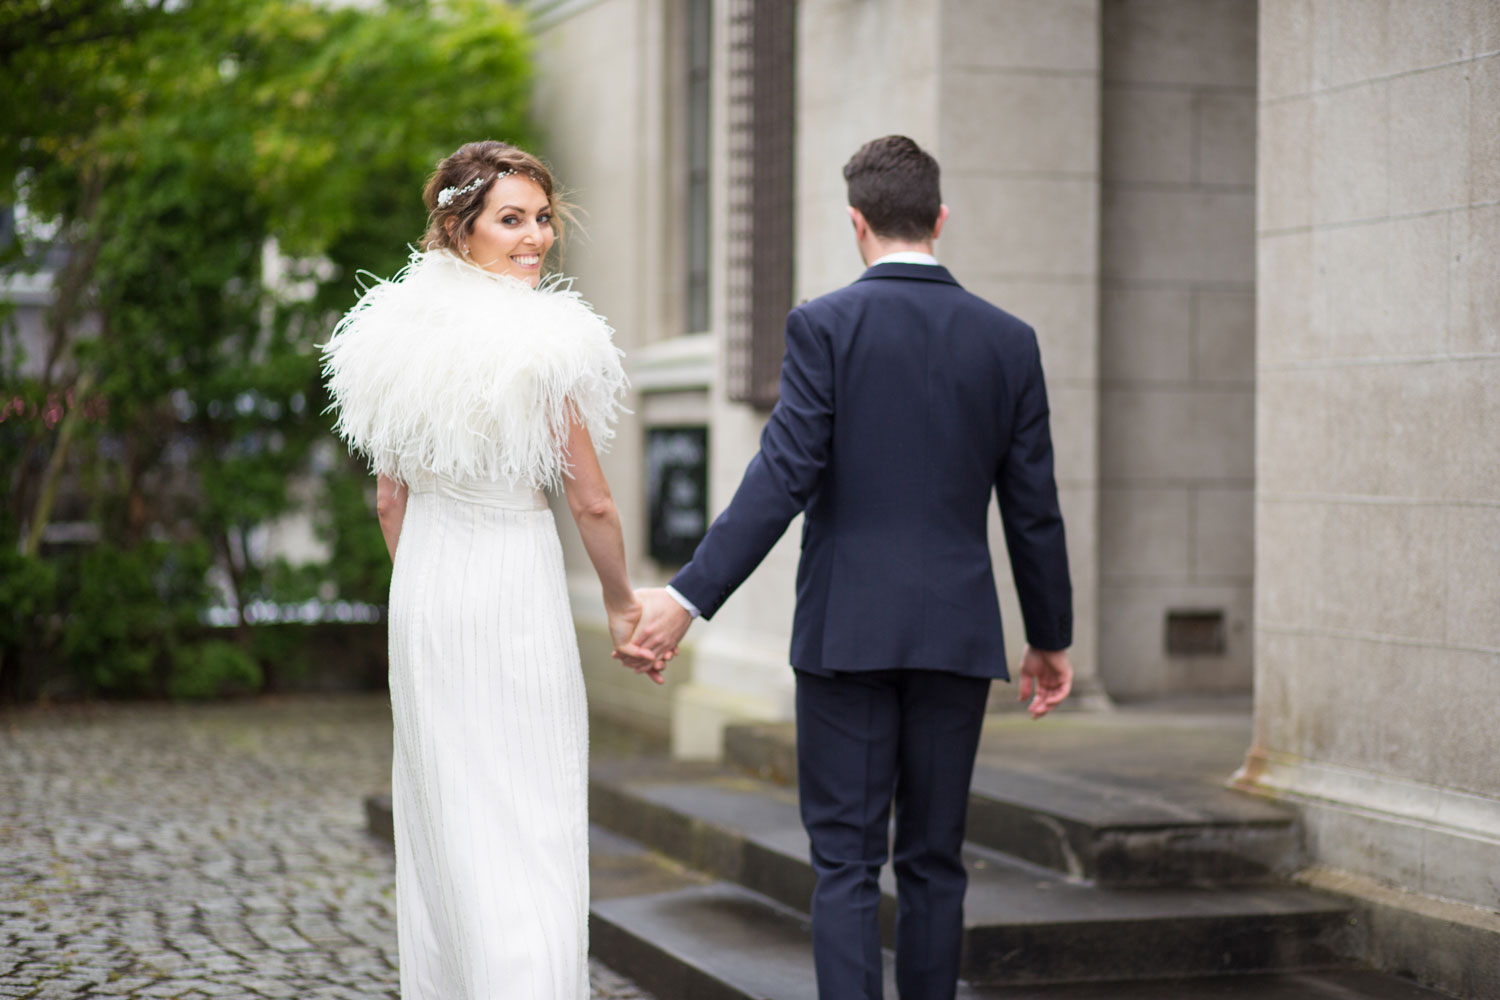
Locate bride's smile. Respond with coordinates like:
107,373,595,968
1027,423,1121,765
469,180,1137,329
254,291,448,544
463,173,555,285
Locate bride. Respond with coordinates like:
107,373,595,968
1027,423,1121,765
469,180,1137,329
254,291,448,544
322,139,658,998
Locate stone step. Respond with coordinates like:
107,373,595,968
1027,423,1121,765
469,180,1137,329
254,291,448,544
367,795,1443,996
590,858,1444,1000
588,763,1350,985
724,722,1299,887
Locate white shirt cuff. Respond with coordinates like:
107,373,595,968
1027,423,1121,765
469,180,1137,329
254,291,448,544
665,585,701,619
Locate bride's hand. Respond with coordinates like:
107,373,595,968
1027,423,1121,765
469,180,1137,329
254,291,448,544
607,600,636,638
607,600,666,684
607,600,642,653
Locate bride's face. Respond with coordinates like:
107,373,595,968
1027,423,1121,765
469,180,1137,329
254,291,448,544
463,174,555,286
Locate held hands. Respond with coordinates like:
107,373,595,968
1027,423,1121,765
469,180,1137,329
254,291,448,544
1017,645,1073,720
610,588,693,684
606,600,665,686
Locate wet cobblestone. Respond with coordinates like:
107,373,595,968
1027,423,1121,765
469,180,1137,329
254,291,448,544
0,695,654,998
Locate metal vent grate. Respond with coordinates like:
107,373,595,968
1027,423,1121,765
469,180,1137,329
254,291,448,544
1165,609,1227,656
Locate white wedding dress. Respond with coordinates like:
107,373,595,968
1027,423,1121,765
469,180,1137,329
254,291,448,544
321,251,627,998
388,473,588,997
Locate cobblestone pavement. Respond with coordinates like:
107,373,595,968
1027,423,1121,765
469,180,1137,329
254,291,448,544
0,695,655,999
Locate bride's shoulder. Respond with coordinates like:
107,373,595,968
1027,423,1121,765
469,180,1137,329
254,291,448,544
321,250,627,488
407,253,613,338
530,275,615,341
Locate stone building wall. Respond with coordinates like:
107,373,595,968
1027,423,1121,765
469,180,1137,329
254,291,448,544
1097,0,1259,699
933,0,1107,707
1247,0,1500,913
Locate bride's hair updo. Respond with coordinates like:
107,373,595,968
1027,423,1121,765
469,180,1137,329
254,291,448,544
420,140,574,255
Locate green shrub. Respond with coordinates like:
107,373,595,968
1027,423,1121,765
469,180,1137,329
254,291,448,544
55,541,209,696
167,639,261,699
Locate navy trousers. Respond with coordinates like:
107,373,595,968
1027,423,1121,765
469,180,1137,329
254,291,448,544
794,668,991,1000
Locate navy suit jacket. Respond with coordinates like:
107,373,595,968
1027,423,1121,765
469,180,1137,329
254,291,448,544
670,262,1071,679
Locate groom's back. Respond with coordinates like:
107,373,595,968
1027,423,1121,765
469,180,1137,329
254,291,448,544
669,135,1071,678
788,264,1057,679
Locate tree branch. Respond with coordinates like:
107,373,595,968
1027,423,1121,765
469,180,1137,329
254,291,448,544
23,368,94,557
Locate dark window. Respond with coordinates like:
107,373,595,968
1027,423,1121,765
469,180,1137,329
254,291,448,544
686,0,712,332
725,0,794,409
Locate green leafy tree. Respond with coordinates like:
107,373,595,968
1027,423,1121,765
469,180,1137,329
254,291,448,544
0,0,536,699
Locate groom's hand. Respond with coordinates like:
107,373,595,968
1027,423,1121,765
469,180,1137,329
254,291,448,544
622,588,693,670
1017,646,1073,719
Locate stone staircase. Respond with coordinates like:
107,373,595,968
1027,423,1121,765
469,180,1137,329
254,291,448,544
585,718,1450,999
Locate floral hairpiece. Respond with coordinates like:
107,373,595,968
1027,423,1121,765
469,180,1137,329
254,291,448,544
436,169,516,208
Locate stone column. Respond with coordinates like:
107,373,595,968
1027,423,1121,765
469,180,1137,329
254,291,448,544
671,0,1110,755
1097,0,1258,700
935,0,1108,707
1246,0,1500,917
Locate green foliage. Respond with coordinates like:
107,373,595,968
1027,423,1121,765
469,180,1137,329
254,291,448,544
246,622,313,690
318,469,393,605
56,541,212,695
0,523,56,652
1,0,536,700
167,640,262,700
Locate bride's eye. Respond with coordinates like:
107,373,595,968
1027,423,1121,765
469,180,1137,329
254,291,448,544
538,213,552,226
502,214,519,225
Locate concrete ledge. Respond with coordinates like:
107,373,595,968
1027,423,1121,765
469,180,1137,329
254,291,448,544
670,681,787,760
1296,868,1500,1000
666,626,797,759
578,616,680,743
627,332,715,393
1235,749,1500,910
726,715,1303,888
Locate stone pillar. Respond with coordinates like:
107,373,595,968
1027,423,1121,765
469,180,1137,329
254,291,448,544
671,0,1111,755
935,0,1108,707
1246,0,1500,916
1097,0,1259,700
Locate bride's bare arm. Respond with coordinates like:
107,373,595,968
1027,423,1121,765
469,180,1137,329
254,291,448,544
561,417,635,611
560,416,654,672
376,474,407,561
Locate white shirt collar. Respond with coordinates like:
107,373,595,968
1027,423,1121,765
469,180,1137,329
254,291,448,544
868,250,940,267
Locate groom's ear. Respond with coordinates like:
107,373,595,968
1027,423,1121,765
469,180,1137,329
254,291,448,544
847,205,869,240
931,203,950,242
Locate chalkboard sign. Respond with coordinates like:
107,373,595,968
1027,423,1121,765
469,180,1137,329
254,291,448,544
646,426,709,565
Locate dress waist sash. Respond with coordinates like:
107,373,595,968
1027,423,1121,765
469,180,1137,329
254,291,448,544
409,472,547,511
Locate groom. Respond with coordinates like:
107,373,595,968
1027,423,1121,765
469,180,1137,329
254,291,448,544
627,135,1075,1000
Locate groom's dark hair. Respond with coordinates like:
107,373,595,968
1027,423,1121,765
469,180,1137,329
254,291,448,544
843,135,942,241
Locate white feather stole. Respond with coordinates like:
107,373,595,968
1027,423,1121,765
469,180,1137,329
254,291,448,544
321,251,628,490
